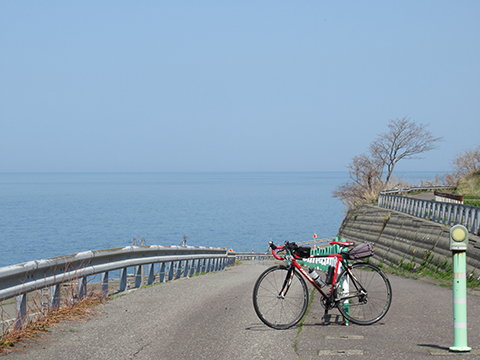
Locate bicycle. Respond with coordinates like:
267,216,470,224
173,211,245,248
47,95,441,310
252,240,392,330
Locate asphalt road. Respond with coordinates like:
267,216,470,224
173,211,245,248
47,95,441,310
5,260,298,360
4,260,480,359
296,273,480,359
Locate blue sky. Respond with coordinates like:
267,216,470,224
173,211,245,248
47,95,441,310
1,1,479,173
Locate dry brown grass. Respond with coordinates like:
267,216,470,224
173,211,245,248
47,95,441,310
0,291,106,354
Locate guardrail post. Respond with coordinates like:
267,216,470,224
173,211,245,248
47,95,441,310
426,202,432,220
50,284,60,309
464,208,470,229
184,260,190,277
459,207,464,226
78,276,87,299
15,294,27,329
175,261,182,279
134,265,142,288
168,261,174,281
196,259,201,274
100,271,109,297
453,206,458,225
159,262,166,283
189,260,195,276
147,264,155,285
466,208,472,232
447,204,453,225
119,268,127,292
476,209,480,235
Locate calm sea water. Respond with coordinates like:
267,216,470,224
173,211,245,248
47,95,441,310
0,171,443,268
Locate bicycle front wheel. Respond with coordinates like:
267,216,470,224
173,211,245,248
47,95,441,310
336,263,392,325
253,265,309,330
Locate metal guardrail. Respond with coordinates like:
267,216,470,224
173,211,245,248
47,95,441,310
0,245,234,331
380,185,452,195
233,238,336,261
378,194,480,235
233,252,274,261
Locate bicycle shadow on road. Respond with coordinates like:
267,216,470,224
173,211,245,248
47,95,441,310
245,324,296,332
302,314,388,327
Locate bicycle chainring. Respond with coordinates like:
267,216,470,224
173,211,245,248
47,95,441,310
319,295,335,310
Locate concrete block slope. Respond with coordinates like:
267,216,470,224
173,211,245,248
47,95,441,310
337,205,480,276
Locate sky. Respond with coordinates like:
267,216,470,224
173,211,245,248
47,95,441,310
1,1,479,173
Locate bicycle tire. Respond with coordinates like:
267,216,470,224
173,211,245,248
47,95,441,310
336,262,392,325
252,265,309,330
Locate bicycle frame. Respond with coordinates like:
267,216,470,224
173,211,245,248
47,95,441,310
271,242,361,301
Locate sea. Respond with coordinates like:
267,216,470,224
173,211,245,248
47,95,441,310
0,171,444,269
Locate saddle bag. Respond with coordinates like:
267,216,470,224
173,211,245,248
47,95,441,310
347,242,374,260
294,246,311,258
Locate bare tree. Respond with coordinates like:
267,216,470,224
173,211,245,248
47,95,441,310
347,153,384,194
332,153,384,209
333,117,443,209
369,117,443,185
451,145,480,179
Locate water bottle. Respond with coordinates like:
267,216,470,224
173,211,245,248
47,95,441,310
325,265,335,285
308,268,326,287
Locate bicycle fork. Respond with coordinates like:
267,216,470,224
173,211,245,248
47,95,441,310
277,267,295,299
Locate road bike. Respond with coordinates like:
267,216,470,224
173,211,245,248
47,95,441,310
252,240,392,329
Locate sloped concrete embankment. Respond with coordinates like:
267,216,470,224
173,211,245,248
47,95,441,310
337,205,480,276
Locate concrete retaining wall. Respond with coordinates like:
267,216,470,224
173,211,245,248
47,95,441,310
337,205,480,276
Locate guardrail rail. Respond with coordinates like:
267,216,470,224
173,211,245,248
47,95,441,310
380,185,452,195
0,245,235,332
378,194,480,236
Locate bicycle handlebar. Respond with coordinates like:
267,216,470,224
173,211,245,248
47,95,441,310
269,241,285,260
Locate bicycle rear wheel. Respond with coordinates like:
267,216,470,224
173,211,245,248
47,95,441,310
253,265,309,330
336,263,392,325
